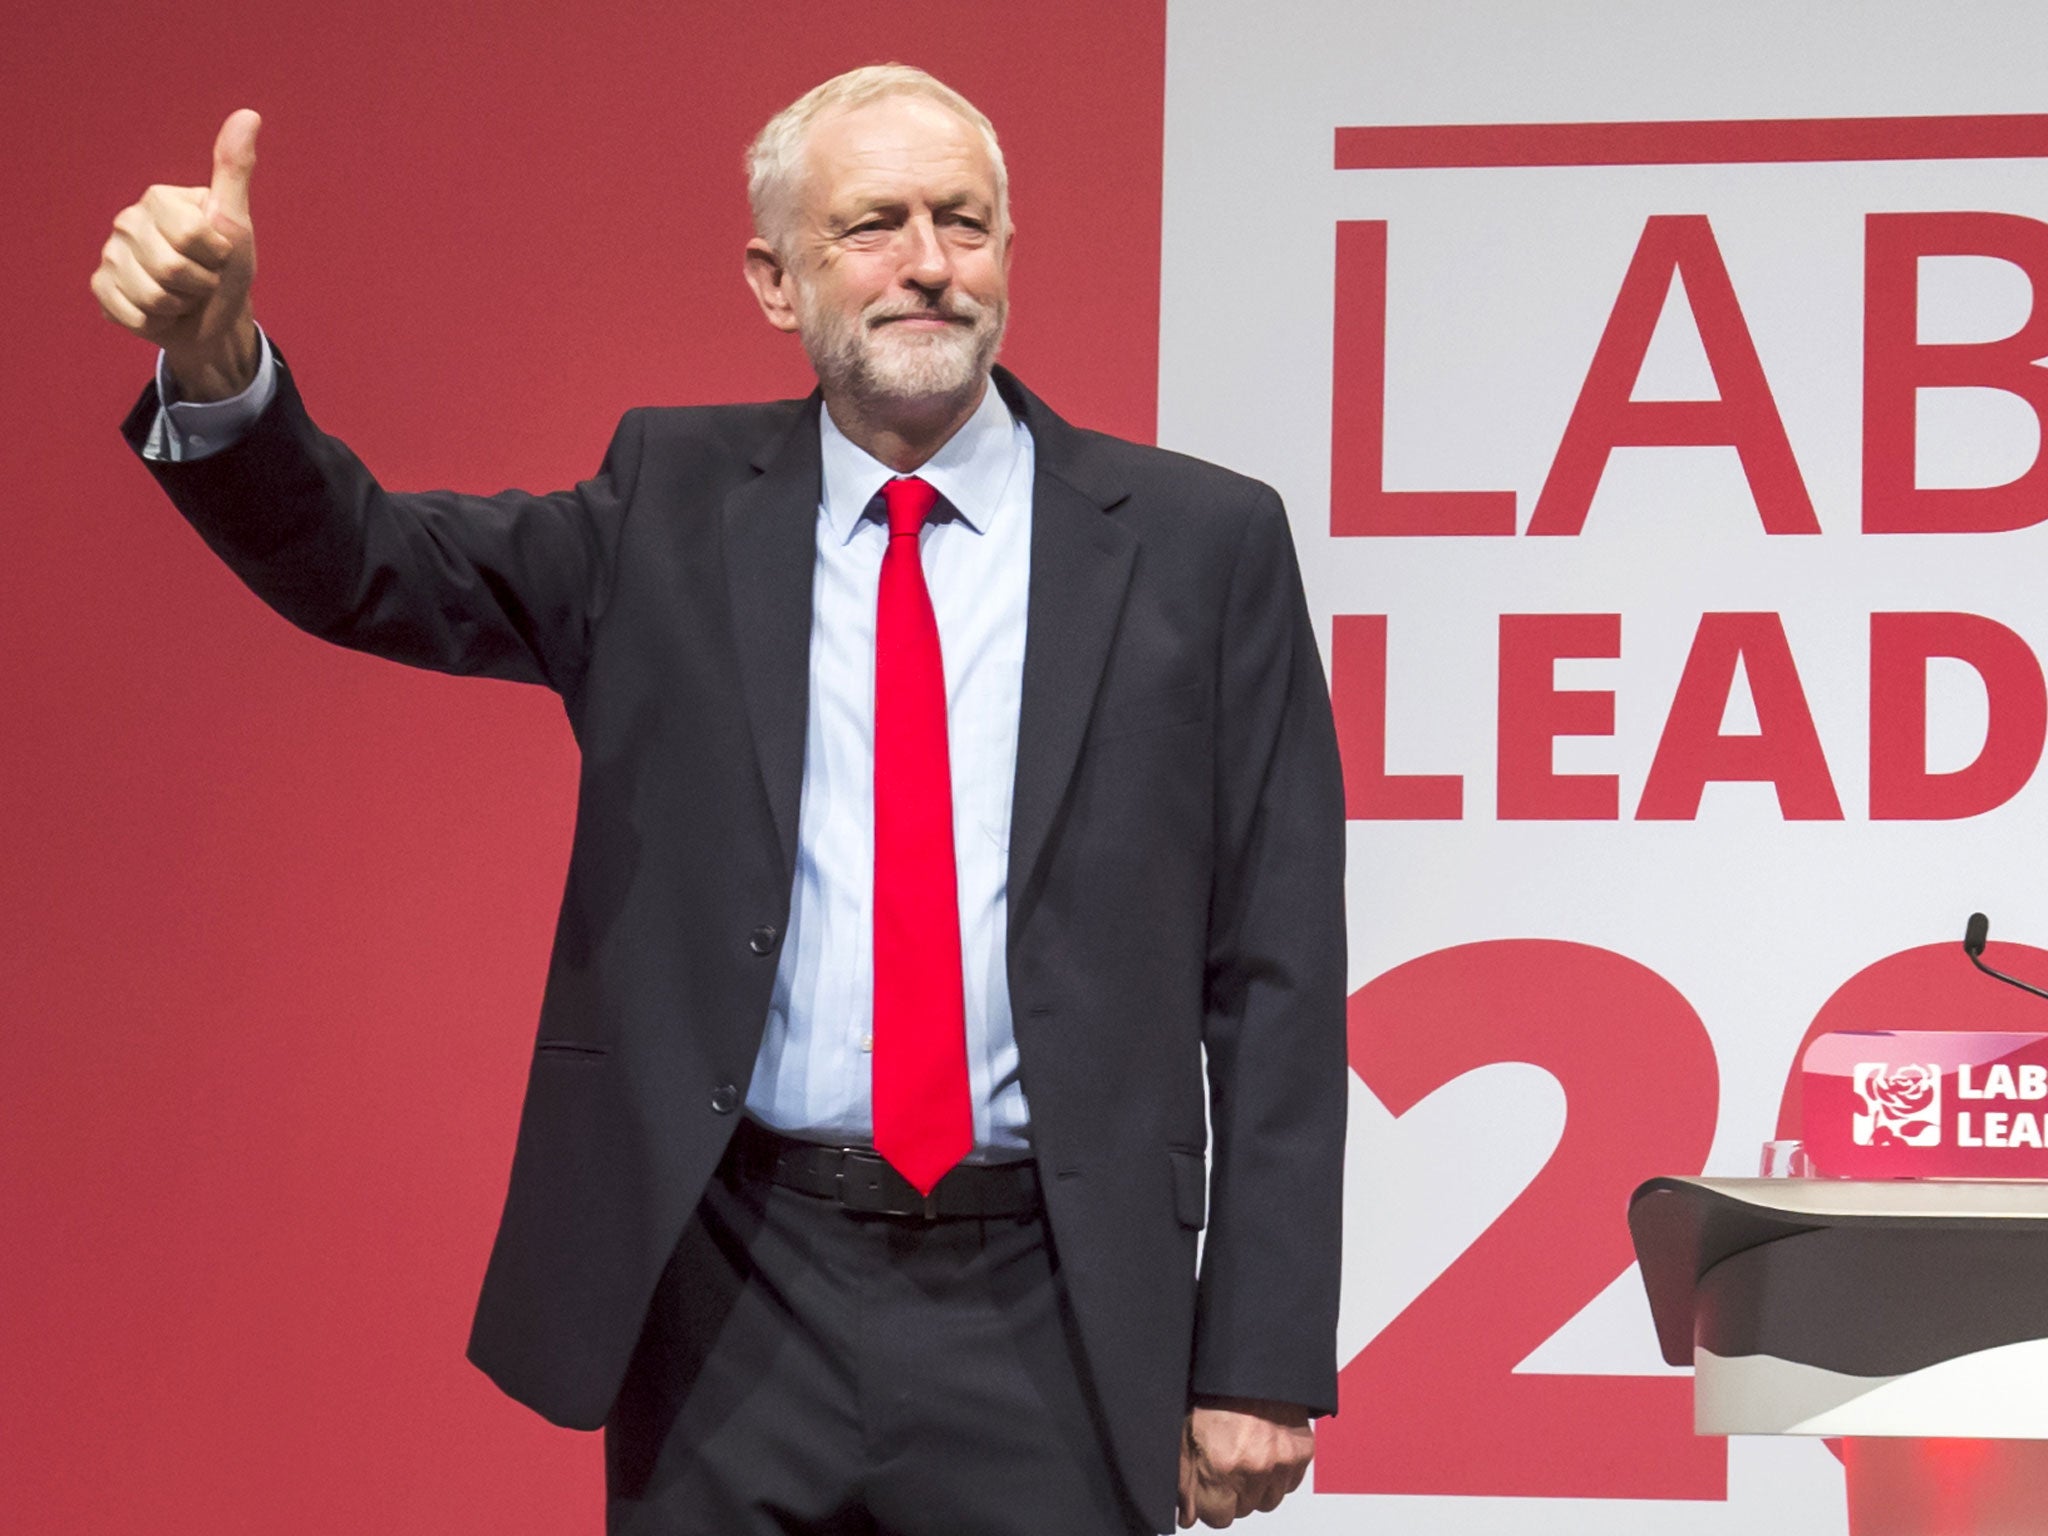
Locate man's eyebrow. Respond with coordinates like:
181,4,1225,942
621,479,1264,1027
829,190,991,229
827,197,908,231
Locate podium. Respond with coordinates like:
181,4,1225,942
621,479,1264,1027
1629,1176,2048,1535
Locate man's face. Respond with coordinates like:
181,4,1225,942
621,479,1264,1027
760,94,1010,415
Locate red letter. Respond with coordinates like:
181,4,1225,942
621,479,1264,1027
1331,221,1516,535
1870,612,2046,819
1637,613,1843,820
1864,212,2048,533
1529,215,1818,537
1332,614,1463,819
1498,614,1620,820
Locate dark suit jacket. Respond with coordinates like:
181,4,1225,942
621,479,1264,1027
124,352,1347,1528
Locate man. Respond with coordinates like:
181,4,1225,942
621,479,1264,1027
93,67,1346,1535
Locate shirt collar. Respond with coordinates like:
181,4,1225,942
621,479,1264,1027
817,379,1022,545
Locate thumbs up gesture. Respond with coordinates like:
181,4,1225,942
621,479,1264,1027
93,110,262,401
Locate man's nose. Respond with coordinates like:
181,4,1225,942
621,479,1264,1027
899,215,952,288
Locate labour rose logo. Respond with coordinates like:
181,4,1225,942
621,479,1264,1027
1851,1062,1942,1147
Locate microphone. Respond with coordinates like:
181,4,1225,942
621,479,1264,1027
1962,912,2048,1003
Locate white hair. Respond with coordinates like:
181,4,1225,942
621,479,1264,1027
746,64,1010,254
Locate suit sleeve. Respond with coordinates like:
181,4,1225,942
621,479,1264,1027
1191,483,1348,1416
120,342,641,699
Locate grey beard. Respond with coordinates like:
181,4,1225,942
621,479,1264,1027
800,300,1007,411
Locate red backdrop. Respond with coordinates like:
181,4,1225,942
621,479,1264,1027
2,5,1163,1527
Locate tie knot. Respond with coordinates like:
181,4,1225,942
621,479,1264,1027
881,475,941,539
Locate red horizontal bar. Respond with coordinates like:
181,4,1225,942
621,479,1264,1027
1334,114,2048,170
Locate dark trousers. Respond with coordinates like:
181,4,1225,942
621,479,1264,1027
605,1148,1151,1536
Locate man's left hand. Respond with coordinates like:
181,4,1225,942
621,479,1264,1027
1177,1396,1314,1528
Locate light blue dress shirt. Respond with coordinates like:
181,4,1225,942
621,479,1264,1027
145,345,1036,1156
751,386,1035,1157
145,328,278,460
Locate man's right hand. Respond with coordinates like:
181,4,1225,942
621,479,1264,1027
92,109,261,402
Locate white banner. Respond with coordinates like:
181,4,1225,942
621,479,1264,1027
1161,2,2048,1529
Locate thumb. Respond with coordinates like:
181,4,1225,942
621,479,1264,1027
205,108,261,232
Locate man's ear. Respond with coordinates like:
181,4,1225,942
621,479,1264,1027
743,238,802,333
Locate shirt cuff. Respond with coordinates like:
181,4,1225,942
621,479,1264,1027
145,328,278,462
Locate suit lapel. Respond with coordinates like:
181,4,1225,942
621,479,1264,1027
1003,373,1135,917
722,398,824,883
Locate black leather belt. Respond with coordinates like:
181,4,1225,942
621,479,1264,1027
727,1117,1041,1220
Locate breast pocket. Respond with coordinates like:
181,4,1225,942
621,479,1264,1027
1094,682,1210,743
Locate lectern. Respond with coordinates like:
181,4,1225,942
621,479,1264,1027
1629,1176,2048,1535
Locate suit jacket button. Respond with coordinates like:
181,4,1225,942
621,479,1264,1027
748,925,780,956
710,1084,739,1114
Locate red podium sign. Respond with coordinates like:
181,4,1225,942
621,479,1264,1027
1802,1031,2048,1178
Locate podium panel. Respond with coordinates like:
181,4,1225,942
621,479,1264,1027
1630,1176,2048,1534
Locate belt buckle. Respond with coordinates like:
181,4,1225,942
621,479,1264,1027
836,1149,904,1215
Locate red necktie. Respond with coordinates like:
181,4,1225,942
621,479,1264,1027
871,475,972,1195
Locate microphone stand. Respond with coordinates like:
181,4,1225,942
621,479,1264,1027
1963,912,2048,1003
